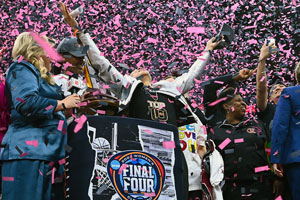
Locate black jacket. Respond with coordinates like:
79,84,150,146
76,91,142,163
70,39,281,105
208,118,272,182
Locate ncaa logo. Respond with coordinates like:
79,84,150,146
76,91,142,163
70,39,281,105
107,151,165,200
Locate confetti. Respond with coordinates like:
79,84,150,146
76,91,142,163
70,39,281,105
29,32,64,62
25,140,39,147
74,114,87,133
57,120,64,131
144,192,156,197
16,97,26,103
218,138,231,150
45,105,54,111
254,165,270,173
118,164,128,175
2,177,14,181
97,110,106,115
162,141,175,149
234,138,244,143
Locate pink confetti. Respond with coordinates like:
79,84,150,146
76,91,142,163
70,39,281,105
125,81,130,89
168,98,174,103
2,177,14,181
273,150,279,156
275,195,283,200
144,192,156,197
214,80,224,84
16,97,26,103
145,129,152,134
118,164,128,175
29,32,64,62
77,102,87,107
176,86,182,93
20,152,28,157
225,130,231,134
17,55,23,63
254,165,270,173
39,169,43,176
260,76,265,82
57,120,64,131
66,71,73,76
45,105,54,111
162,141,175,149
147,37,159,43
59,158,66,165
93,90,100,96
191,102,198,108
187,27,205,34
96,176,102,179
184,104,188,110
51,167,56,184
25,140,38,147
234,138,244,143
201,125,207,135
97,110,106,115
74,114,87,133
102,84,110,89
208,97,228,106
218,138,231,150
49,161,55,167
102,158,109,163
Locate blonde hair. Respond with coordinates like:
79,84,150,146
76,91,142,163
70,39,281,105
295,62,300,84
12,32,55,85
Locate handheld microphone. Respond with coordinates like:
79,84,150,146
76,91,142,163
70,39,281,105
67,77,83,115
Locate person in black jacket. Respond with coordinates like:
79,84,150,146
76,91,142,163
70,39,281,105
208,87,273,200
203,68,256,129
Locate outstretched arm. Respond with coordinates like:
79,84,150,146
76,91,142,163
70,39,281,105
59,2,125,96
174,37,222,94
256,42,276,112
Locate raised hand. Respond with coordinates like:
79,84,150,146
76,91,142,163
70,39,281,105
259,42,276,61
234,68,257,81
59,2,78,29
205,36,224,51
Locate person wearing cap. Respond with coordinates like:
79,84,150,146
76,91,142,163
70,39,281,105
54,37,90,97
59,3,222,200
271,62,300,200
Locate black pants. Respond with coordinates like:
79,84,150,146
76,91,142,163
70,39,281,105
223,179,273,200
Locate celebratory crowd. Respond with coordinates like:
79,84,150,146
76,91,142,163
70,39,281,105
0,2,299,200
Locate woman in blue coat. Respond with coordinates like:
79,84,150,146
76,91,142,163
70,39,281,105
0,32,80,200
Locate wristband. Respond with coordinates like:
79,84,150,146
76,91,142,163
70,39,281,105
62,103,67,110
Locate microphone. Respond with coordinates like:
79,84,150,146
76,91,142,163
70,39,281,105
67,77,83,115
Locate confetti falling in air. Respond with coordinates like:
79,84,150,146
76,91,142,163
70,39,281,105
0,0,299,106
254,165,270,173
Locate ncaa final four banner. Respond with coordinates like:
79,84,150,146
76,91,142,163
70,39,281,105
65,116,178,200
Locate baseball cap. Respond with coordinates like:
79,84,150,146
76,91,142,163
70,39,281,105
56,37,89,57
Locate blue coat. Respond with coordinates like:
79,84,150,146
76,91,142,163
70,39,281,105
271,86,300,165
0,61,67,162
